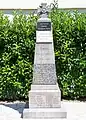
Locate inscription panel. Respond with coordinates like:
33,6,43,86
33,64,57,85
35,95,46,106
36,31,53,42
29,91,61,108
37,22,51,31
34,43,55,64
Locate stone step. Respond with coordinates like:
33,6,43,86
23,119,68,120
23,106,67,119
31,84,60,90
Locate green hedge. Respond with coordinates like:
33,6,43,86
0,11,36,100
0,10,86,100
50,10,86,99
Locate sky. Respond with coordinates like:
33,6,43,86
0,0,86,9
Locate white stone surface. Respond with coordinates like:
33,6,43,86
36,31,53,43
29,89,61,108
23,106,67,119
37,18,51,23
34,43,55,64
35,54,55,64
31,84,60,90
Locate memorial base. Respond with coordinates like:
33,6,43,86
23,85,67,119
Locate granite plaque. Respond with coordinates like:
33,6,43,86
33,64,57,85
37,22,51,31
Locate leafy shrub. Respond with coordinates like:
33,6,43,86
0,10,86,100
0,11,36,100
50,10,86,99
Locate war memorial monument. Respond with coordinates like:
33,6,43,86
23,3,67,119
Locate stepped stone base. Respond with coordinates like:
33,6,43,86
23,106,67,119
23,85,67,119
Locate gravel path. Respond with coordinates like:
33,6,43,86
0,100,86,120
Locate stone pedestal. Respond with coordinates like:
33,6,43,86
23,85,67,119
23,3,67,119
29,85,61,108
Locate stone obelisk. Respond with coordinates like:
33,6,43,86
23,3,67,119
